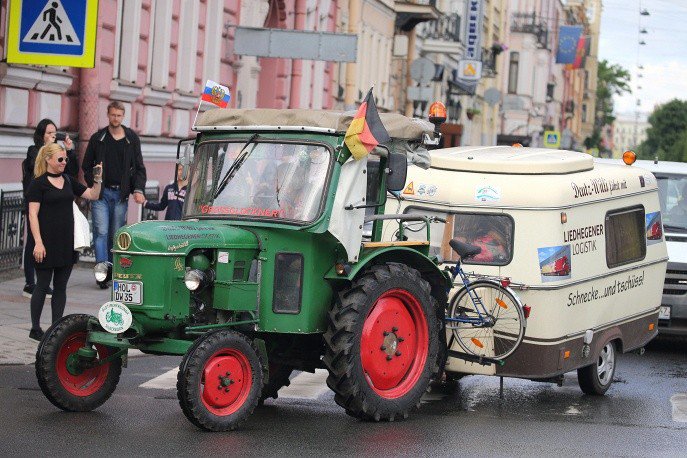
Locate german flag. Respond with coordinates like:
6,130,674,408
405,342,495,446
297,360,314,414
344,88,390,160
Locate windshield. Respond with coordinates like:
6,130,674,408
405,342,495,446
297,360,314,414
184,140,331,222
656,174,687,231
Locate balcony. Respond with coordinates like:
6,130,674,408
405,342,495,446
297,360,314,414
481,47,500,78
418,13,462,54
395,1,440,32
511,12,549,48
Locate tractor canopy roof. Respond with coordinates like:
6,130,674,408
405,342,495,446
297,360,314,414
194,108,434,141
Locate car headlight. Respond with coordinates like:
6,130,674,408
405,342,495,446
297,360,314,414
94,262,112,282
184,269,206,291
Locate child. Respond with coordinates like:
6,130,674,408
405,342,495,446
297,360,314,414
144,163,187,220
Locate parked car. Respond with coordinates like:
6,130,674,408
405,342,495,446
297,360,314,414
597,158,687,336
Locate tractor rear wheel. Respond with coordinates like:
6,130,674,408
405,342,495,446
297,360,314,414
177,330,263,431
323,263,440,421
35,314,122,412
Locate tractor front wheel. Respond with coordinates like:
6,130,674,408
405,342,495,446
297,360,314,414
177,330,263,431
35,314,122,411
323,263,440,421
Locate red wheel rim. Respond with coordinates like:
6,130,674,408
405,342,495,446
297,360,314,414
360,289,429,399
55,331,111,397
201,348,252,416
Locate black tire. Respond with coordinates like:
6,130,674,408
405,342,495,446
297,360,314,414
449,280,525,360
35,314,122,412
323,263,440,421
578,340,616,395
177,330,263,431
259,363,294,404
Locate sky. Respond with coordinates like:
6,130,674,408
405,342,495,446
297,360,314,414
598,0,687,116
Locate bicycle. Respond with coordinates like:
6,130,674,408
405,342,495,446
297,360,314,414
386,214,526,361
445,238,526,361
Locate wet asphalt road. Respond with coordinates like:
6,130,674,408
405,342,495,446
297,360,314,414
0,337,685,457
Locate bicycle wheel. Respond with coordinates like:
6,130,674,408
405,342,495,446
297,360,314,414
448,280,525,360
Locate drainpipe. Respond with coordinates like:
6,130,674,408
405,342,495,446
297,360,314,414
404,30,416,117
78,67,100,181
289,0,307,108
344,0,361,110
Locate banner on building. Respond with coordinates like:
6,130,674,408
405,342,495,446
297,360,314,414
556,26,583,64
6,0,99,68
464,0,484,61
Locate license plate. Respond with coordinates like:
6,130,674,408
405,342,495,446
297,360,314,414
112,280,142,305
659,305,671,320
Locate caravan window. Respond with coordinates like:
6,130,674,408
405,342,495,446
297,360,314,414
605,206,646,268
404,207,514,266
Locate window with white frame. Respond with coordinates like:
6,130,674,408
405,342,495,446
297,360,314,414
117,0,143,84
176,1,199,93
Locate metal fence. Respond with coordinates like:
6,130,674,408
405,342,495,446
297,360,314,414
0,183,161,270
0,189,25,271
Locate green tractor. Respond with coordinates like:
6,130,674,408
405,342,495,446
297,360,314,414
36,108,451,431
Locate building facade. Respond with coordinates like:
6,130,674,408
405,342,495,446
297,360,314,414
0,0,344,221
1,0,604,205
613,113,649,157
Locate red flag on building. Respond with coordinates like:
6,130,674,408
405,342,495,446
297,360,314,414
572,35,589,69
344,88,391,160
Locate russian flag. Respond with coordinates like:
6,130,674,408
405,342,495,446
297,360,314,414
200,80,231,108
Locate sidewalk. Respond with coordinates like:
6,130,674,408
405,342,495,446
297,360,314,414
0,265,110,365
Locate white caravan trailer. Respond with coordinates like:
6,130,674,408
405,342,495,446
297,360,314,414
389,146,668,394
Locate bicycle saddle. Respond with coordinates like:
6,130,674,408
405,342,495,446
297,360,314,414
449,239,482,259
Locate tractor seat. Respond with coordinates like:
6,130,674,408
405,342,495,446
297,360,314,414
449,239,482,259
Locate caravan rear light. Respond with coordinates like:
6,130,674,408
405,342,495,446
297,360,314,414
522,304,531,319
647,220,662,240
500,278,511,288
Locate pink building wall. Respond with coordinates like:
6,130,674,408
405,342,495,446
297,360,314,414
1,0,341,223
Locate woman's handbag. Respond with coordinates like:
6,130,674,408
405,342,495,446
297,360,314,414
73,202,91,253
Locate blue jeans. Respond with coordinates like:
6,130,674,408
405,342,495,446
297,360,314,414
91,187,128,263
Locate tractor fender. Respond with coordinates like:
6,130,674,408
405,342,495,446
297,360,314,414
325,247,451,300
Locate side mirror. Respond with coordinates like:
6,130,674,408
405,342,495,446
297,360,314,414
386,151,408,192
176,136,196,181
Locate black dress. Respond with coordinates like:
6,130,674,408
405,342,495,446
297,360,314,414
26,173,87,269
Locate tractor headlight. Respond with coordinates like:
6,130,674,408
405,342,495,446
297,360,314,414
94,262,112,282
184,269,206,291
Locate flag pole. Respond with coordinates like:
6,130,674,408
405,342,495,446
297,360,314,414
192,100,203,130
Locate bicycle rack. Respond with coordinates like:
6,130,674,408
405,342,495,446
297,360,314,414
445,335,505,366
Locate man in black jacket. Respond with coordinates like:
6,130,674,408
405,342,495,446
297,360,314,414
82,101,146,287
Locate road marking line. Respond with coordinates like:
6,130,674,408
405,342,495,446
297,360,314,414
278,369,329,399
140,368,177,389
671,393,687,422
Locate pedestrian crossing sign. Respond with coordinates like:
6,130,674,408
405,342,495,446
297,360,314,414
6,0,99,68
543,130,561,149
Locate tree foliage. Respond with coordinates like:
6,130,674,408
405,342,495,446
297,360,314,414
638,99,687,161
585,60,631,150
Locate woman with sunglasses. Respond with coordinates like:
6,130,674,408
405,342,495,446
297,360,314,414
25,143,102,341
21,119,78,298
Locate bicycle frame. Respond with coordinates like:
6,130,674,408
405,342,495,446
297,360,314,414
444,260,493,326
